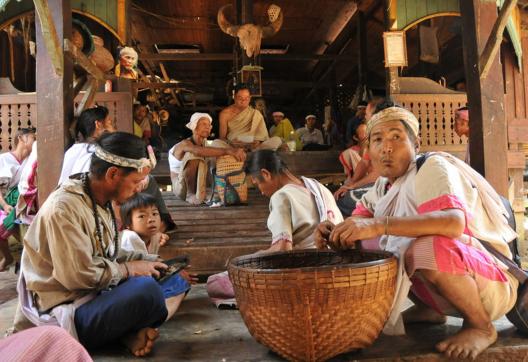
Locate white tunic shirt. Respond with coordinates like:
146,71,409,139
0,152,26,191
58,143,94,185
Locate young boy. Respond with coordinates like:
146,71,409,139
120,193,195,320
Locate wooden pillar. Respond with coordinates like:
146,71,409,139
36,0,73,203
358,11,368,86
384,0,400,95
460,0,508,196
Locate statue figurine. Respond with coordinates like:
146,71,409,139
115,46,139,80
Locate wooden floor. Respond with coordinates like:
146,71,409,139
2,278,527,362
160,188,271,275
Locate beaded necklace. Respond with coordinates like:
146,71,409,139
81,173,119,260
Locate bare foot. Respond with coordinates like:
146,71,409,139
121,327,159,357
436,324,497,360
0,253,14,272
403,304,447,324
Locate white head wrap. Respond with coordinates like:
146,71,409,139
94,145,157,172
186,113,213,131
366,106,419,138
272,111,284,117
305,114,316,120
119,47,138,66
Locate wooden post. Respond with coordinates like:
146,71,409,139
479,0,517,79
384,0,399,95
460,0,508,195
36,0,73,203
358,11,368,86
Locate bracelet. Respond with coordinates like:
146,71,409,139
384,216,389,235
123,262,130,279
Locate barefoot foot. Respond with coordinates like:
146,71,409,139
403,304,447,324
436,324,497,360
121,327,159,357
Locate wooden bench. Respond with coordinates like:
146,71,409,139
151,150,345,187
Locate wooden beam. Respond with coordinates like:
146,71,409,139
33,0,63,76
479,0,517,80
36,0,73,203
460,0,509,195
74,77,98,117
133,82,181,90
139,53,357,62
159,63,182,107
64,39,105,81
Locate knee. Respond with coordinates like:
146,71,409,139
404,236,436,276
126,277,166,308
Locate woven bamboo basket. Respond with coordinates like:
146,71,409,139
228,249,398,362
215,155,248,203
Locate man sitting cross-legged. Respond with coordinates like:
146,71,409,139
218,84,282,151
315,100,518,360
14,132,182,357
169,112,246,205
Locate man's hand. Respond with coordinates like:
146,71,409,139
125,260,167,278
333,185,351,200
314,221,335,249
229,148,247,162
328,217,383,249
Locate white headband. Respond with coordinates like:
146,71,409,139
305,114,316,120
94,145,156,172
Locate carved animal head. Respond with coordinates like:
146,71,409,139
217,4,283,58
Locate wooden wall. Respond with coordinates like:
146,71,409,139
502,36,528,243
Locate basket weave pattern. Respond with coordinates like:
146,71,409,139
229,250,398,362
215,155,248,203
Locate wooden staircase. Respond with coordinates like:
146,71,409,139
159,189,270,275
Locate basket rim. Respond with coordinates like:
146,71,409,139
228,249,396,273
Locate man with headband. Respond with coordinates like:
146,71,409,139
316,99,518,359
454,107,470,163
169,112,246,204
14,132,177,357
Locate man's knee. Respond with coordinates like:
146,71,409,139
126,276,166,308
404,236,436,276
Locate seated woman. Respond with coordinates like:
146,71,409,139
207,150,343,304
58,106,115,185
247,149,343,252
334,122,379,217
0,127,36,270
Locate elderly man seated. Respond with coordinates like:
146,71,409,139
296,115,326,151
316,100,518,360
269,111,302,151
169,113,246,205
219,85,281,151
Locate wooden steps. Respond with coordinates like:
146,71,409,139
159,190,270,275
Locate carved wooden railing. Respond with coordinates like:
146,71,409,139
0,92,132,152
392,93,468,153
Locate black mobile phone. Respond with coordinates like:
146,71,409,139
157,256,189,283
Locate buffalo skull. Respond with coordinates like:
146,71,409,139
217,4,283,58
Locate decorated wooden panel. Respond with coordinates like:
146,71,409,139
0,92,132,152
392,93,468,153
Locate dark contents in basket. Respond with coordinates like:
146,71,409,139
234,250,393,270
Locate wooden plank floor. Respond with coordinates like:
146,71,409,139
160,188,271,275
